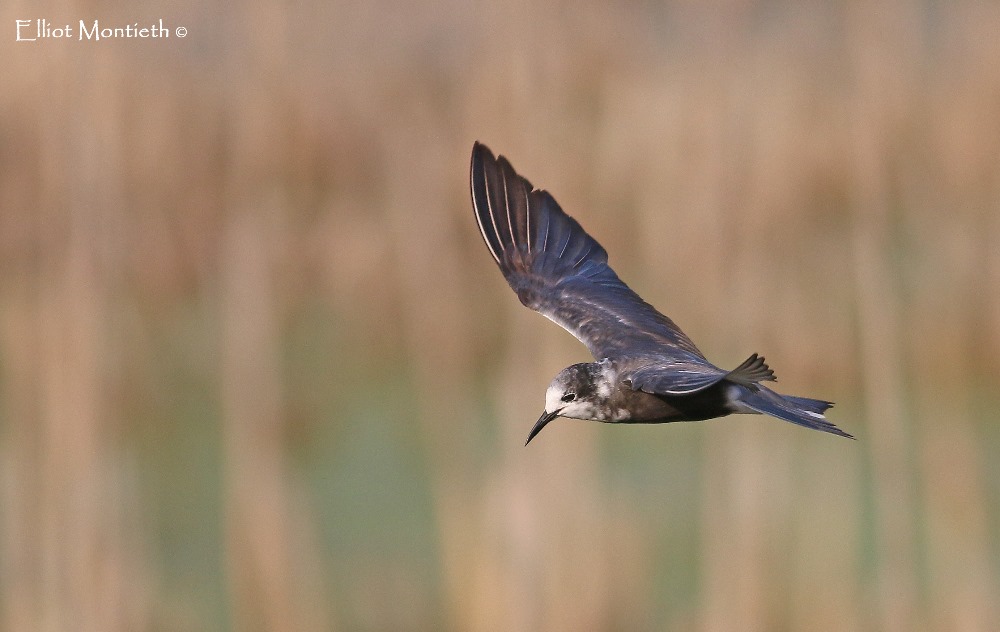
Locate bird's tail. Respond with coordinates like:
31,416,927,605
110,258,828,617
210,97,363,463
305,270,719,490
736,385,853,439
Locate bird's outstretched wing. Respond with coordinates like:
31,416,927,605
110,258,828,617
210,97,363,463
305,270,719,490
627,352,776,395
471,141,705,362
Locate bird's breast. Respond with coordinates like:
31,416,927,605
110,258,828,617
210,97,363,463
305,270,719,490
611,385,684,423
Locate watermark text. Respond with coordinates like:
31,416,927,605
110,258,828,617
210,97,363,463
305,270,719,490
16,19,186,41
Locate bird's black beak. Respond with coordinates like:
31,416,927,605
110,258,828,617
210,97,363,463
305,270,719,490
525,409,561,445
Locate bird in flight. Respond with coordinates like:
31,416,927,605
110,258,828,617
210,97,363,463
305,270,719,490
470,142,853,444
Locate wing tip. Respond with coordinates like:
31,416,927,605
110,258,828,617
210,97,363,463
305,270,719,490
470,142,536,268
727,353,777,386
471,142,503,264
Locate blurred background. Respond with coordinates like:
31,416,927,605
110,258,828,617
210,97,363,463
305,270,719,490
2,0,999,630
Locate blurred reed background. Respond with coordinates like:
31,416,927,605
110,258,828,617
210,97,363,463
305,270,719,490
2,0,999,630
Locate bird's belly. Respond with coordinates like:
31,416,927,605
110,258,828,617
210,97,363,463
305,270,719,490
614,390,686,423
614,385,735,424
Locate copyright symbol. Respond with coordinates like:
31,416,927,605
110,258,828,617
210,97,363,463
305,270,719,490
175,26,187,37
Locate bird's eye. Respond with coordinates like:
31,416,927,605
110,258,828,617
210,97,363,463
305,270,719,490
561,393,576,403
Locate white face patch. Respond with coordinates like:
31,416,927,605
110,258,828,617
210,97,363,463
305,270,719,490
543,383,602,421
543,384,564,415
560,400,601,420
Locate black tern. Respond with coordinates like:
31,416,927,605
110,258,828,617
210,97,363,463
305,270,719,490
470,142,853,444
